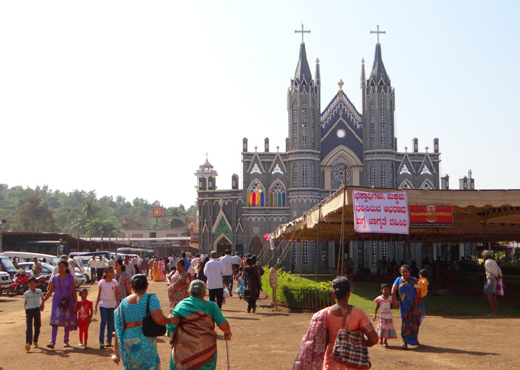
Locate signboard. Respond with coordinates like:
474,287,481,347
353,190,409,234
409,205,453,227
152,206,163,218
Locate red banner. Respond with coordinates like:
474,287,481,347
409,205,453,227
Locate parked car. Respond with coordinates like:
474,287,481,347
0,251,60,266
0,256,18,279
0,271,13,295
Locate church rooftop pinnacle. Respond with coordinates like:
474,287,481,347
292,24,313,91
368,25,390,88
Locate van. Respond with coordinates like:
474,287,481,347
0,255,19,279
0,251,61,266
69,251,111,260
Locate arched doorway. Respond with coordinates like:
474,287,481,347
249,236,263,257
215,235,231,255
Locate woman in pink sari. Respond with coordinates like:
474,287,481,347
158,258,166,281
167,260,192,311
293,277,378,370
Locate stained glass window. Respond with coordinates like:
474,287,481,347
421,165,432,175
269,180,286,207
272,164,283,175
248,180,265,207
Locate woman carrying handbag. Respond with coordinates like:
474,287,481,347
293,277,378,370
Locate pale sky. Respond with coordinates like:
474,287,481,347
1,1,519,208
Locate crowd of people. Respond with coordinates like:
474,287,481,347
22,248,268,369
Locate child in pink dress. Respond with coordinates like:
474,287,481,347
373,283,397,347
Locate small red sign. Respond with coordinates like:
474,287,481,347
152,206,163,218
409,205,453,227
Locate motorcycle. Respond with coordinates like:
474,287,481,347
8,273,29,297
36,274,50,292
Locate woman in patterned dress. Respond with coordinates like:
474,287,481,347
167,260,192,311
391,264,425,350
41,260,78,349
112,274,174,369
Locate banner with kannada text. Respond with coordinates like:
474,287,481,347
353,190,409,234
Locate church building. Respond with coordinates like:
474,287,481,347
195,28,448,272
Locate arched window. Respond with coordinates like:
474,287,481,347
292,103,297,149
248,179,265,207
312,163,316,187
269,180,286,207
371,164,376,187
302,164,308,187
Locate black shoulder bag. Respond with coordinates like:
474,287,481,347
142,294,166,337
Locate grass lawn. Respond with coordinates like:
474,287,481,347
292,275,520,317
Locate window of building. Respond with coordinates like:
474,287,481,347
292,104,297,149
269,180,286,207
166,233,178,237
400,164,411,175
131,234,144,238
381,163,386,187
381,135,386,148
312,163,316,187
293,242,298,264
293,164,298,186
371,164,376,186
390,163,394,187
380,99,385,122
248,179,265,207
381,241,388,259
303,241,308,265
311,108,315,148
302,135,307,148
250,163,262,174
302,164,308,187
421,165,432,175
272,164,283,175
372,241,377,265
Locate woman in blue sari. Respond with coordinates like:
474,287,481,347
391,264,425,350
112,274,175,369
167,280,232,370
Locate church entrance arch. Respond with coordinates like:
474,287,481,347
249,236,263,257
215,235,232,255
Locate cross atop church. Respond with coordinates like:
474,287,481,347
295,23,311,43
370,25,386,43
205,152,209,161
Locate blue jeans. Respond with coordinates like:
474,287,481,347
99,307,115,344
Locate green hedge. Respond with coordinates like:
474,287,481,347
261,267,334,311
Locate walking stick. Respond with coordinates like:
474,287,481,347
226,339,231,370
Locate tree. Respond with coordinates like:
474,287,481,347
13,194,57,232
85,217,120,237
83,198,101,220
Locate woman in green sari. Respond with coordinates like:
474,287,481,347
167,280,232,370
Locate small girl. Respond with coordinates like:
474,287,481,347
235,267,245,299
77,288,93,349
373,283,397,347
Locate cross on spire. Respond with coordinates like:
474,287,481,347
204,152,209,161
295,23,311,43
370,25,386,43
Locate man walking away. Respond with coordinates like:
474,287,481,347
181,252,191,273
483,250,502,318
139,256,149,278
220,249,236,296
204,251,225,309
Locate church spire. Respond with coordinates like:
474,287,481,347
369,43,389,87
294,42,313,86
360,58,366,89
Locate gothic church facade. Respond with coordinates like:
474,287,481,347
196,36,441,272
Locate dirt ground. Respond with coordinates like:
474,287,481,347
1,281,518,370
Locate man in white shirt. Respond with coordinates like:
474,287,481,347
190,254,201,278
204,251,225,309
96,255,107,282
220,249,236,297
88,256,97,284
483,249,502,318
123,255,136,278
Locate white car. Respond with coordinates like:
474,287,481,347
0,271,12,295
